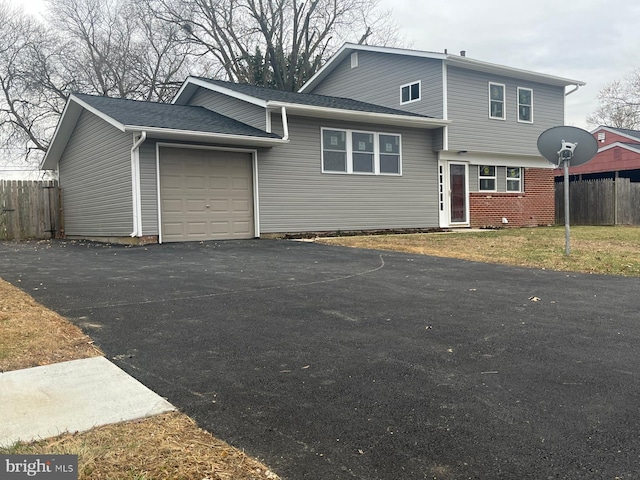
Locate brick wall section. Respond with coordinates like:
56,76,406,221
469,168,555,227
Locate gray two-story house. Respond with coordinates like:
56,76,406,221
41,43,584,243
300,44,585,229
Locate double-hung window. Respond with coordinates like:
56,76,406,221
379,134,401,174
322,128,401,175
489,82,505,120
322,129,347,172
506,167,522,192
400,81,421,104
352,132,375,173
478,165,496,191
517,87,533,123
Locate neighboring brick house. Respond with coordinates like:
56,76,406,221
554,126,640,182
41,44,584,243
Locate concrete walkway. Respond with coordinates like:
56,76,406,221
0,356,175,448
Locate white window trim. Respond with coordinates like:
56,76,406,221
400,80,421,105
517,87,533,123
488,82,506,120
478,165,497,192
321,127,402,176
351,52,358,69
506,167,523,192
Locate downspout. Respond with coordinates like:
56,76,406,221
563,85,581,127
280,106,289,141
130,131,147,237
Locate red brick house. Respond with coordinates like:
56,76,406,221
554,126,640,182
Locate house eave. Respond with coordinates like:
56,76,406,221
173,77,268,107
41,94,128,171
597,142,640,155
123,125,286,147
266,101,450,129
445,56,585,88
438,150,556,169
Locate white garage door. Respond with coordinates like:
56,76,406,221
159,148,254,242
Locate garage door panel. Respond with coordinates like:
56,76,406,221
232,199,251,213
232,221,251,235
186,200,207,212
162,199,184,213
209,177,229,190
210,200,230,212
185,176,207,190
160,148,254,242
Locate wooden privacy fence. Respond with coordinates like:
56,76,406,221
0,180,63,240
555,178,640,226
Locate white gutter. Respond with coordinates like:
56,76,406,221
565,85,581,96
122,126,288,146
266,101,451,128
130,131,146,237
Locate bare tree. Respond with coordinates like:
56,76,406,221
0,2,66,166
587,71,640,130
47,0,194,102
0,0,195,171
152,0,403,91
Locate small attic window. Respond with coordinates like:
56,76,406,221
598,132,606,142
351,52,358,68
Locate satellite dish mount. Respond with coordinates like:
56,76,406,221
537,127,598,255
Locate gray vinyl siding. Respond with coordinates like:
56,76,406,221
58,110,133,236
139,140,158,235
187,87,267,131
447,67,565,155
257,115,438,233
309,51,444,118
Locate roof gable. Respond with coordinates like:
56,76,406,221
175,77,434,118
42,94,283,170
592,125,640,142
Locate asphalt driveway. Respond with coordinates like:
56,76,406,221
1,239,639,479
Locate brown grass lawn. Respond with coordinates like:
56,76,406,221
0,278,280,480
316,226,640,277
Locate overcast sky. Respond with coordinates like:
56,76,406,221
378,0,640,128
11,0,640,128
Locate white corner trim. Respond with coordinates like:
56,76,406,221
597,141,640,154
69,94,126,132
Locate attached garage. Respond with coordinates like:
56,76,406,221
159,147,255,242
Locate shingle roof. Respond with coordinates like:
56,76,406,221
606,127,640,141
74,93,280,139
191,77,432,118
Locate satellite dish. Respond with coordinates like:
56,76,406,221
537,126,598,166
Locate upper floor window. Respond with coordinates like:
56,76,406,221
507,167,522,192
489,82,505,120
517,87,533,123
478,165,496,191
322,128,401,175
400,81,421,105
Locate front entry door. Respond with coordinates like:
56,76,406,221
449,163,468,224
